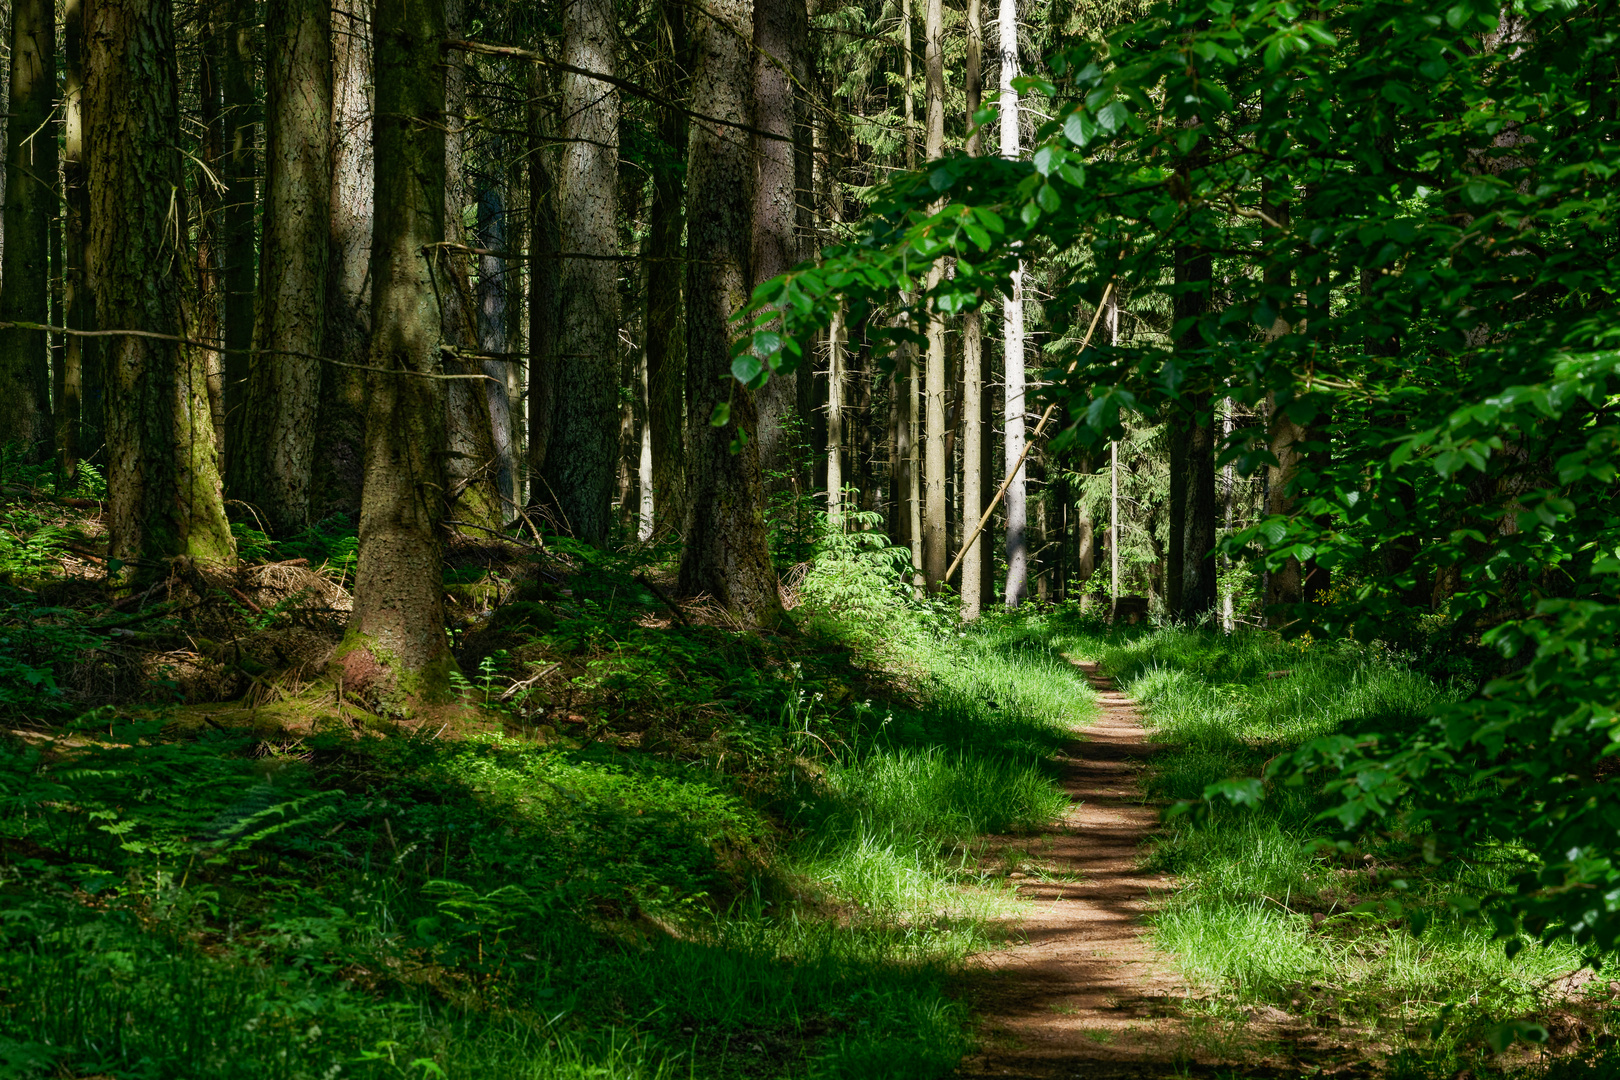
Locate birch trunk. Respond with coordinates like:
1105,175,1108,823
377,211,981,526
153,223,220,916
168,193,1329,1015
960,0,985,617
999,0,1028,608
920,0,948,592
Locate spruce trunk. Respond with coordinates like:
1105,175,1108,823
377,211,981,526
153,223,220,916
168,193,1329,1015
232,0,331,536
679,0,786,629
87,0,235,581
342,0,453,703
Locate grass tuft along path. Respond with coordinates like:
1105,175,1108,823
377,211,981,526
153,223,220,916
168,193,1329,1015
960,658,1190,1078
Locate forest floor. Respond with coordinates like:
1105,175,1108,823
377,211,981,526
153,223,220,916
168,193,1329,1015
5,471,1620,1079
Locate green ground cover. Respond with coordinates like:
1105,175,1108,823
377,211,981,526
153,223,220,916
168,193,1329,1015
1054,620,1617,1073
0,547,1093,1080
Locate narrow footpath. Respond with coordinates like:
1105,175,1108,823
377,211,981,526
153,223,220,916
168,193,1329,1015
958,658,1190,1079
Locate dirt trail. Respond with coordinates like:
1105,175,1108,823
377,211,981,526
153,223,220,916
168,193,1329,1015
957,658,1192,1079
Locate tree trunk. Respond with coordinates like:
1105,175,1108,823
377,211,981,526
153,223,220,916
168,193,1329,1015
1169,241,1217,621
219,0,256,474
437,0,503,530
63,0,99,470
679,0,786,629
999,0,1027,608
960,0,985,618
341,0,453,703
645,0,687,530
476,184,516,509
0,0,57,458
230,0,331,536
540,0,620,543
752,0,808,487
87,0,235,581
827,302,845,522
525,63,560,492
920,0,948,592
313,0,372,523
194,6,225,461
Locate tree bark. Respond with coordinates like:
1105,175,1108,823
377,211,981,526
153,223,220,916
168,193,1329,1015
540,0,620,544
313,0,372,523
679,0,786,629
960,0,985,618
525,62,560,490
231,0,331,536
476,184,516,509
827,302,845,522
920,0,948,592
999,0,1027,608
645,0,688,530
752,0,808,487
194,6,225,460
439,0,503,530
0,0,57,457
63,0,99,470
219,0,257,473
87,0,235,581
342,0,453,702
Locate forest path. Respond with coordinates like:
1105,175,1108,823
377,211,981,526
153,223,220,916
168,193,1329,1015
956,658,1195,1079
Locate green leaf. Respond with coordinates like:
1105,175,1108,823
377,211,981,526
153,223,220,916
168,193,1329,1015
709,402,730,428
731,354,763,385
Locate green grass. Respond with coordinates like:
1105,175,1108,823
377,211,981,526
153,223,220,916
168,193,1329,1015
1052,620,1606,1071
0,589,1094,1079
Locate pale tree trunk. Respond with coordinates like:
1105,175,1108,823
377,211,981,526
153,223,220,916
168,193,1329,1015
231,0,331,536
63,0,99,470
826,303,845,522
313,0,372,523
342,0,453,702
752,0,808,486
645,0,687,529
960,0,985,618
541,0,619,543
679,0,786,629
476,185,516,509
900,0,921,583
439,0,503,529
219,0,256,473
87,0,235,582
0,0,56,458
920,0,948,592
999,0,1027,608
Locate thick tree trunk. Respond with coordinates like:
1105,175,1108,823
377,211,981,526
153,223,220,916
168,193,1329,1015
231,0,331,536
63,0,99,469
313,0,372,523
752,0,808,486
540,0,620,543
679,0,786,629
195,7,225,460
999,0,1027,608
476,185,516,509
645,0,687,529
0,0,57,457
342,0,453,703
219,0,256,472
87,0,235,581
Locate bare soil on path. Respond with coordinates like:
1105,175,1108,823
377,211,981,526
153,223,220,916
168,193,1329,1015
955,658,1199,1079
